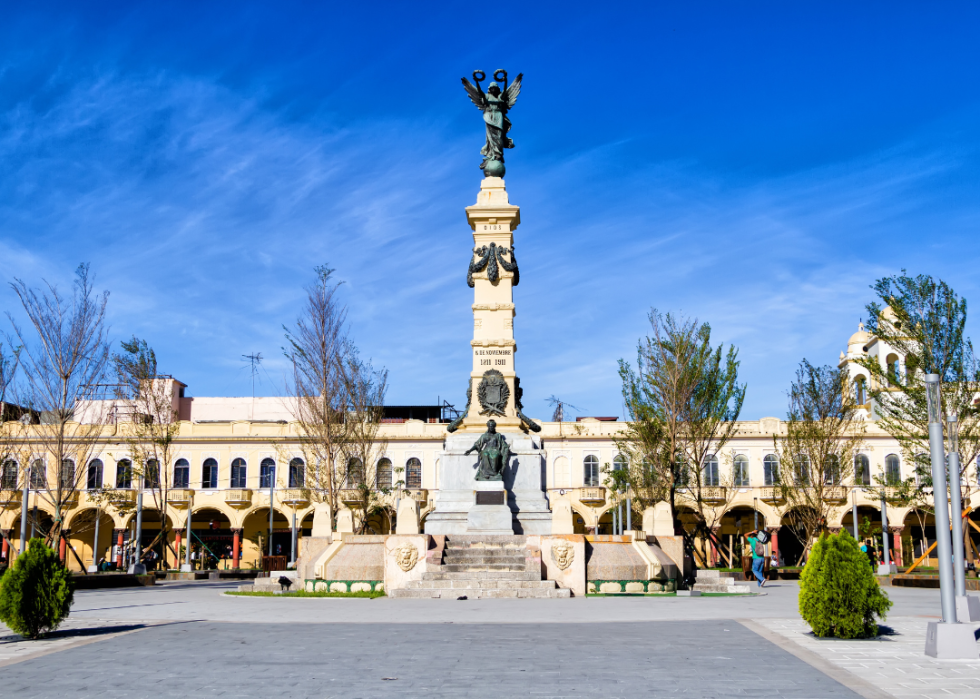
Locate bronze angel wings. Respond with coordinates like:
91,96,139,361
461,70,523,111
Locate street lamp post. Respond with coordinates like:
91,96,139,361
19,477,28,555
851,489,859,540
129,491,145,574
182,505,192,572
878,490,895,574
922,374,976,658
268,482,274,558
947,413,980,621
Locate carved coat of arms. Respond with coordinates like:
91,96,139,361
393,543,419,572
477,369,510,417
550,540,574,571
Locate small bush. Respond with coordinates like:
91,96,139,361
0,538,75,639
799,530,892,638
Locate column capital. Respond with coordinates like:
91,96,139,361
231,528,244,535
827,526,842,534
888,525,904,534
766,525,781,532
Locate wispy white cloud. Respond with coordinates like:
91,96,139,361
1,68,978,422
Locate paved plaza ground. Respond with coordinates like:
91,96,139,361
1,580,978,698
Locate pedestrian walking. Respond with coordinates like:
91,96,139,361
747,529,767,587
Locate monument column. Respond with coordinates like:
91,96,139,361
424,68,550,536
456,177,528,432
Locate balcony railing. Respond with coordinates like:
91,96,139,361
406,489,429,504
109,490,137,507
280,488,310,506
167,489,194,506
224,489,252,506
700,487,728,503
0,490,22,506
576,487,606,504
760,487,785,504
340,488,365,505
822,486,848,503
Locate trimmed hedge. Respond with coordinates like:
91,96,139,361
0,538,74,639
799,530,891,638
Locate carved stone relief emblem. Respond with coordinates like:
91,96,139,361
550,540,574,571
477,369,510,417
393,543,419,572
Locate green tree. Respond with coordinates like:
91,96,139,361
858,272,980,555
774,360,864,564
617,310,745,564
0,538,74,638
799,530,891,638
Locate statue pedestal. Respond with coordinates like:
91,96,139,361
424,432,552,535
467,481,512,534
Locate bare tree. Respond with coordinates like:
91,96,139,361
282,265,354,528
774,359,864,564
5,264,111,563
616,310,745,565
337,348,389,534
111,337,182,566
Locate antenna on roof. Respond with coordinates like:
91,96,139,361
242,352,263,401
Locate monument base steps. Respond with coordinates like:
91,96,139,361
692,569,753,594
388,535,570,599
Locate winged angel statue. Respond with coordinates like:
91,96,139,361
461,69,523,177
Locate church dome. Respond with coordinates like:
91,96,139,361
848,322,870,352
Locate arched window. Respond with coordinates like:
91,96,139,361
87,459,103,490
375,458,391,490
116,459,132,489
885,454,901,485
260,458,276,489
290,458,306,488
733,455,749,487
553,456,571,488
231,458,247,489
406,457,422,489
173,459,189,489
703,455,719,487
674,453,691,487
886,354,901,386
854,376,867,405
1,460,18,490
823,455,841,485
763,454,779,486
793,455,810,485
202,458,218,489
613,454,627,471
144,459,160,489
854,454,870,486
344,458,364,488
59,459,75,489
583,455,599,487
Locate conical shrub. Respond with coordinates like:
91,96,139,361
799,529,891,638
0,538,74,639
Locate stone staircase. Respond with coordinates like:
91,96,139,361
388,535,570,599
691,569,753,594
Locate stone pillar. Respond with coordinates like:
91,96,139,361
1,530,10,564
457,177,524,433
58,531,67,562
114,529,125,568
768,526,781,563
232,529,242,569
174,530,182,569
891,526,904,566
710,526,721,567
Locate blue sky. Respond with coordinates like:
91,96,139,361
2,2,979,421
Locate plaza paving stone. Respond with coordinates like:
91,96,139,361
0,580,975,697
1,619,861,698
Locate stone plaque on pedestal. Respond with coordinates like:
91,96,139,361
468,481,512,534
